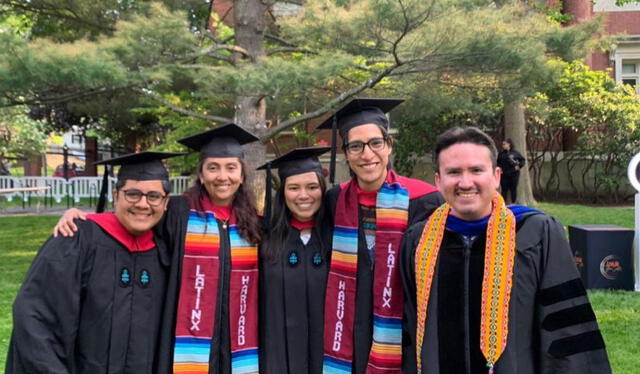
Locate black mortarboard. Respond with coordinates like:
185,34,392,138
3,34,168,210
316,98,404,185
257,146,331,230
177,123,260,159
316,98,404,139
94,151,185,213
257,146,331,181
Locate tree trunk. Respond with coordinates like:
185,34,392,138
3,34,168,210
503,96,537,206
234,95,268,209
232,0,270,208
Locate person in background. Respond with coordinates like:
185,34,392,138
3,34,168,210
6,151,182,374
497,138,525,204
316,98,443,373
258,147,332,374
401,127,611,373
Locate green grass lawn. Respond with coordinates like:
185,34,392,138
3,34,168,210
0,195,100,211
0,204,639,372
0,215,59,371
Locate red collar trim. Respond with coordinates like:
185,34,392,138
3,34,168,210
355,183,378,207
340,172,437,200
200,196,235,223
87,213,155,252
396,175,438,199
290,217,315,231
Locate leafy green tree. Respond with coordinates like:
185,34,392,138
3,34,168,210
0,0,603,185
0,106,48,174
527,60,640,202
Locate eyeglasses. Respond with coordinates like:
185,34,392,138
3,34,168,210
344,137,387,155
121,189,167,206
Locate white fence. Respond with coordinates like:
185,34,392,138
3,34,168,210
0,176,192,205
0,176,19,202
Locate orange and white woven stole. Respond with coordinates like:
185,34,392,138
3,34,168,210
414,194,516,373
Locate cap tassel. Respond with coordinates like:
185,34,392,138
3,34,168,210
96,165,110,213
329,115,338,186
263,162,273,231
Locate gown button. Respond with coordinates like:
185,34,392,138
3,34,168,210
139,269,151,288
288,251,299,266
312,252,323,267
120,267,132,287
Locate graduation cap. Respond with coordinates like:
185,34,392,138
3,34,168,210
177,123,260,159
257,146,331,230
95,151,185,213
315,98,404,185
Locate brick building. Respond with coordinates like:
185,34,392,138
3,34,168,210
565,0,640,92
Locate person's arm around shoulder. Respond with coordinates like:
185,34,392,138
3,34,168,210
52,208,88,237
7,228,90,374
535,215,612,373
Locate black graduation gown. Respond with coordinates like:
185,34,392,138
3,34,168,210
155,196,235,374
259,227,330,374
400,212,612,374
6,219,170,374
324,178,443,373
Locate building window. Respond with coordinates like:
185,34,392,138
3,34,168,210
612,40,640,94
71,134,84,144
621,62,640,93
594,0,640,12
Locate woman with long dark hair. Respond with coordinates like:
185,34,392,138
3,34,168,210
258,147,332,374
497,138,526,204
52,123,263,374
155,123,262,374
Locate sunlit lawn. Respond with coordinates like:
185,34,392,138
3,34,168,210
0,204,638,372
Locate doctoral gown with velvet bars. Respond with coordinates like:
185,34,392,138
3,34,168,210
400,212,612,374
155,196,237,374
324,176,443,374
6,219,170,374
259,226,331,374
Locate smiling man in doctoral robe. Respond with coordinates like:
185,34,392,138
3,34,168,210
400,127,611,374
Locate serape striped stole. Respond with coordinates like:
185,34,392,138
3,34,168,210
414,194,516,373
323,171,409,373
173,209,259,374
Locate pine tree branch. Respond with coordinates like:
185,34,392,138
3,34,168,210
265,33,297,47
1,85,133,107
176,64,226,71
3,0,117,34
266,47,318,56
203,32,235,45
262,64,401,140
135,88,232,123
183,45,250,64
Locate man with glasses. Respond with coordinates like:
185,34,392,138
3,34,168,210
316,98,443,373
6,151,183,374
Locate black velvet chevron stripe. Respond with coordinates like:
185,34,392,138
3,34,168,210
542,304,597,331
538,278,587,306
548,330,605,358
